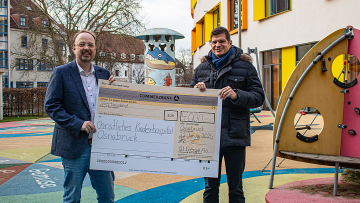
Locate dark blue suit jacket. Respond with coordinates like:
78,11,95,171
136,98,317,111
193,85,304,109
45,60,110,159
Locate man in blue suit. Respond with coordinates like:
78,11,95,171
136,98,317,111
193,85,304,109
45,30,116,203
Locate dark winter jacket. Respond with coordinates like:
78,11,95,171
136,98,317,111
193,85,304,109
190,46,265,148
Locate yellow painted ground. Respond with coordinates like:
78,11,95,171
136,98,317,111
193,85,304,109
0,146,51,163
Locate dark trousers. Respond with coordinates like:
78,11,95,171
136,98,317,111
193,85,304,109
203,146,246,203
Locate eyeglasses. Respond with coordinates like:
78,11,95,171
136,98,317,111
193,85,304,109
75,43,95,48
211,39,227,46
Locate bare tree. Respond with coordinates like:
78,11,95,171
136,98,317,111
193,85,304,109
132,65,145,84
176,48,193,85
10,0,145,87
32,0,145,64
94,33,144,75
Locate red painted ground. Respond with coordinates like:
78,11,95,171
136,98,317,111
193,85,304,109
0,163,31,185
266,177,360,203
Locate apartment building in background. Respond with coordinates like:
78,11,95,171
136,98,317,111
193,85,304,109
9,0,66,88
191,0,360,110
0,0,8,87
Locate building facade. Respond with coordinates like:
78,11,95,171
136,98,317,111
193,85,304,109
95,33,145,84
9,0,65,88
191,0,360,109
0,0,8,87
8,0,145,88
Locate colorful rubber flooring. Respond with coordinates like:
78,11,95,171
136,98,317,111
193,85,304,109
0,112,340,203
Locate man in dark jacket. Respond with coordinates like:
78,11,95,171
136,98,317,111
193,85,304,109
190,26,265,203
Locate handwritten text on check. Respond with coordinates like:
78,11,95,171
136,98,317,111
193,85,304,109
90,80,222,177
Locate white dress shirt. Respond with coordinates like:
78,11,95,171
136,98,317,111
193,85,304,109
76,60,97,138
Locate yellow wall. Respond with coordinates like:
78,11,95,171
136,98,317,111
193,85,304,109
205,13,213,42
332,54,345,82
195,22,203,48
281,45,345,92
254,0,292,21
191,0,197,8
242,0,248,30
253,0,265,21
191,28,196,52
281,46,296,90
192,4,221,52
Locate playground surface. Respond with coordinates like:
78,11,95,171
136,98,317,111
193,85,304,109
0,111,344,203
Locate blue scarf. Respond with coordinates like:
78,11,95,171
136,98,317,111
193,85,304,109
212,46,233,70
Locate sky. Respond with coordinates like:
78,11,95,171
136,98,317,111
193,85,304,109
140,0,193,52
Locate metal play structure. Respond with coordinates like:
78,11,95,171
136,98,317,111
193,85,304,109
269,26,360,196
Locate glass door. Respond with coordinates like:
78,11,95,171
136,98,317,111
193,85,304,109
263,50,282,110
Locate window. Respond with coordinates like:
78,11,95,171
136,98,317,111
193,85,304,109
16,81,33,88
99,52,105,57
263,49,282,110
58,41,66,57
0,16,7,50
2,71,8,88
37,60,53,71
201,20,205,45
213,8,220,29
265,0,290,17
37,82,48,87
110,52,116,59
41,20,47,28
229,0,239,31
0,7,6,16
0,35,6,50
115,67,129,78
130,54,135,60
42,38,48,49
121,53,126,60
138,55,144,61
0,0,7,7
0,16,7,38
0,16,6,25
0,23,5,33
296,43,316,65
15,58,33,70
20,16,26,27
194,4,221,48
0,50,7,68
21,36,27,48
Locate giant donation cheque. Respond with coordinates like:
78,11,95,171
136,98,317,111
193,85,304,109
89,80,222,177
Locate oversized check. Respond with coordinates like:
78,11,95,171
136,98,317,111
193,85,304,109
90,80,222,177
